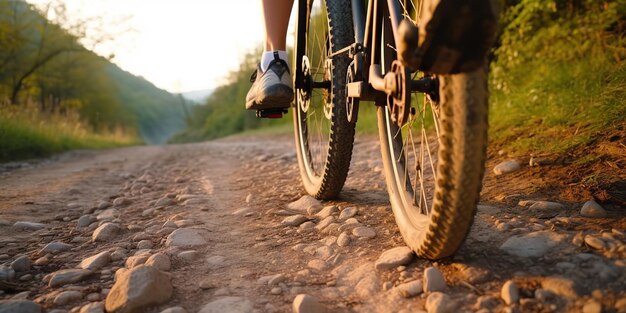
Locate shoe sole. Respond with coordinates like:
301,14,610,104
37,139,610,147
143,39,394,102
246,85,294,110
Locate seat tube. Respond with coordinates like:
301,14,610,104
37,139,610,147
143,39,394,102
351,0,366,44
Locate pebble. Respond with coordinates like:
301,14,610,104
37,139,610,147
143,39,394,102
493,160,521,175
137,240,153,250
337,232,351,247
10,255,31,272
425,292,454,313
282,215,309,227
501,280,519,305
423,267,446,292
499,231,567,257
338,207,357,220
126,255,149,268
397,280,423,298
206,255,226,268
110,249,127,261
286,196,322,214
292,294,324,313
53,290,83,306
165,228,207,247
0,300,42,313
316,206,338,219
197,296,254,313
177,250,199,262
159,307,188,313
96,208,119,221
580,200,607,217
584,235,606,250
77,215,95,228
97,201,112,210
48,269,93,287
79,251,111,270
0,265,15,281
315,216,336,230
146,253,171,271
352,227,376,239
105,265,173,313
583,300,602,313
40,241,72,254
270,287,282,295
13,221,45,231
86,293,100,301
374,246,414,270
18,274,32,281
155,197,174,207
79,302,104,313
112,197,130,206
299,221,316,231
307,259,328,271
529,201,565,210
92,223,120,241
541,276,582,299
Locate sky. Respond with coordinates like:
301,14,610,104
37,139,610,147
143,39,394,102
25,0,295,93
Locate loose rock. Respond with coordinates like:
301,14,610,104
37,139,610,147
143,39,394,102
79,302,104,313
177,250,198,262
92,223,120,241
40,241,72,254
580,200,607,218
10,255,30,272
337,232,351,247
13,221,45,231
53,290,83,305
282,215,309,227
165,228,207,247
338,207,357,220
316,206,338,219
285,196,322,214
374,246,414,270
77,215,95,228
499,231,568,257
584,235,606,250
397,280,423,298
146,253,171,271
501,280,519,305
541,276,582,299
105,265,173,313
352,227,376,239
292,294,324,313
423,267,446,292
159,307,187,313
79,251,111,270
425,292,454,313
49,269,93,287
493,160,520,175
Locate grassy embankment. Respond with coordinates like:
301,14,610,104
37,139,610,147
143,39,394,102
0,104,139,163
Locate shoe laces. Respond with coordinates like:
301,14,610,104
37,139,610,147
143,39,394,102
249,52,290,83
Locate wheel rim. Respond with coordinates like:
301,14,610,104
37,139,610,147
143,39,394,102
296,0,332,182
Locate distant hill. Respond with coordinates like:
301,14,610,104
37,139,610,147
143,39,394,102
182,89,214,104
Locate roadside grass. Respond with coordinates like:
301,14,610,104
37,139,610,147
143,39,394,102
0,105,140,163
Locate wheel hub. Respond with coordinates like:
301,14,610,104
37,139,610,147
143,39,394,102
386,60,411,127
298,56,312,113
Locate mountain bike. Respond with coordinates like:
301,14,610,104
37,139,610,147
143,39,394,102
289,0,497,259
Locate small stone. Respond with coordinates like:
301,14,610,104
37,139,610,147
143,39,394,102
292,294,324,313
146,253,171,271
374,246,414,270
0,300,42,313
425,292,454,313
541,276,582,299
206,255,226,268
501,280,519,305
493,160,521,175
316,206,338,219
92,223,120,241
79,251,111,270
282,215,309,227
582,300,602,313
49,269,93,287
86,293,100,301
40,241,72,254
165,228,207,247
113,197,130,206
286,196,322,214
105,265,173,313
126,255,149,268
79,302,104,313
177,250,199,262
10,255,30,272
397,280,423,298
97,201,111,210
270,287,282,295
580,200,607,218
96,208,119,221
352,227,376,239
18,274,32,281
337,232,351,247
13,221,45,231
529,201,565,210
245,194,253,203
584,235,606,250
155,197,174,207
77,215,95,228
338,207,357,220
159,307,188,313
499,231,567,257
198,297,254,313
315,216,335,230
423,267,446,292
53,290,83,306
137,240,153,250
307,259,328,271
299,221,316,231
268,274,286,286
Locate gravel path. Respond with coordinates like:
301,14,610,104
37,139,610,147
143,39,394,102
0,135,624,313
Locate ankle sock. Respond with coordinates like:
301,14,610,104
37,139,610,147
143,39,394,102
261,51,288,72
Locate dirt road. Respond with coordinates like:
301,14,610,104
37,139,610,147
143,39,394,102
0,135,624,313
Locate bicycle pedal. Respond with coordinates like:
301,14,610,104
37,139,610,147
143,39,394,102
256,108,288,119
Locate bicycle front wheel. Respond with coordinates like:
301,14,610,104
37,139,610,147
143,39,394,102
293,0,355,199
378,1,489,259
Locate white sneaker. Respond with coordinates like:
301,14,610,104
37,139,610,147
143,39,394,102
245,52,294,110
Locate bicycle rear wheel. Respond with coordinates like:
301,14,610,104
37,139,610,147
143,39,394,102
293,0,355,199
378,1,489,259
